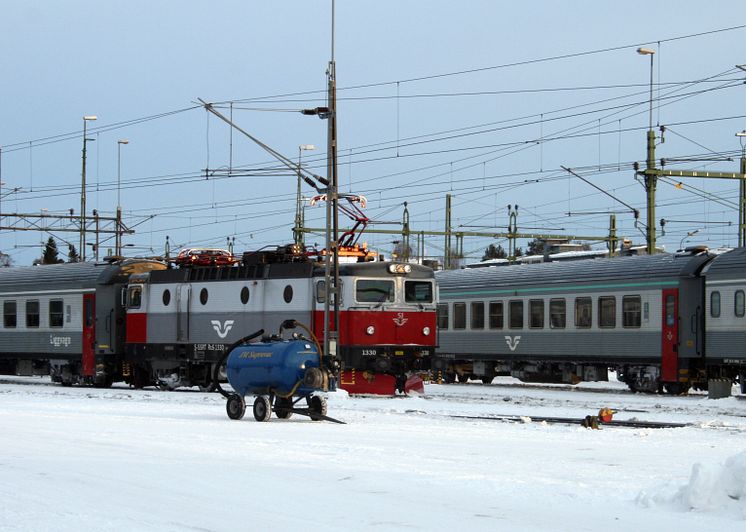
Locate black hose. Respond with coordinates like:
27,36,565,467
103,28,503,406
213,329,265,398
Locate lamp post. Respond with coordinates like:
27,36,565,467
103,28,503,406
295,144,315,245
680,229,699,250
116,139,129,256
81,115,97,261
637,48,657,254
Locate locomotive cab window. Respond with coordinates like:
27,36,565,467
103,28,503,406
49,299,64,328
453,303,466,330
598,296,616,328
622,296,642,328
736,290,745,318
3,301,16,328
26,300,40,328
405,280,433,303
710,291,721,318
437,303,449,329
489,301,504,329
575,297,592,328
127,286,142,309
550,299,566,329
470,301,484,330
509,300,523,329
356,279,394,304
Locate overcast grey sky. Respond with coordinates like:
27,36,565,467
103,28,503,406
1,1,745,264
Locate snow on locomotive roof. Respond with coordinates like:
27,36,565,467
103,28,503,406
437,252,714,293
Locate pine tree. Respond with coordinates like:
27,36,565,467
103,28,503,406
41,237,63,264
482,243,506,261
67,244,80,263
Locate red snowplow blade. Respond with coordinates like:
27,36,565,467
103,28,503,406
339,370,397,395
404,374,425,395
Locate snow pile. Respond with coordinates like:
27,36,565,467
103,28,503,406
637,451,746,519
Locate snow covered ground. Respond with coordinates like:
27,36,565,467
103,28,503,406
1,376,745,531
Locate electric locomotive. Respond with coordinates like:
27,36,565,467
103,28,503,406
123,245,437,394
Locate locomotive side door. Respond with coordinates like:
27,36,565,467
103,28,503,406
82,293,96,377
176,284,191,342
661,288,679,383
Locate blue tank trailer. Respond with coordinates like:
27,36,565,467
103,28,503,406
214,321,344,423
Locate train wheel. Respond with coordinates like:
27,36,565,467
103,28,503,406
226,394,246,420
275,397,294,419
443,372,456,384
457,373,471,383
308,395,328,421
253,396,272,422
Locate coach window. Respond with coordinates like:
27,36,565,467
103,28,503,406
405,281,433,303
509,300,523,329
26,300,40,328
489,301,504,329
127,286,142,309
550,298,566,329
710,291,721,318
3,301,16,328
598,296,616,328
356,279,394,304
529,299,544,329
162,289,171,307
735,290,745,318
437,303,449,329
575,297,592,328
453,303,466,330
49,299,64,328
471,301,485,330
622,296,642,328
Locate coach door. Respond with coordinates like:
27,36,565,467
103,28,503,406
82,293,96,377
176,284,191,342
661,289,679,382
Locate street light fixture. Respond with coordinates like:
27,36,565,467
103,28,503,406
680,229,699,250
295,144,316,245
81,115,97,261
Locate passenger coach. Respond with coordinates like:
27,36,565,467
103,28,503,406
434,250,722,393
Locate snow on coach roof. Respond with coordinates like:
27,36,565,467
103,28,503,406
436,252,714,294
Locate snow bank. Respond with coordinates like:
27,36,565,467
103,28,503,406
637,451,746,519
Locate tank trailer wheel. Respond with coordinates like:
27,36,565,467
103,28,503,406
253,396,272,422
226,394,246,420
274,397,294,419
308,395,328,421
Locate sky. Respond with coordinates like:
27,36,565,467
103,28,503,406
1,1,746,265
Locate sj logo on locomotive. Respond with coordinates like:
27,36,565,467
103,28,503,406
211,320,235,339
393,312,408,326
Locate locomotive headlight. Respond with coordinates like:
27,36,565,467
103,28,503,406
422,326,431,336
387,264,412,274
366,325,375,335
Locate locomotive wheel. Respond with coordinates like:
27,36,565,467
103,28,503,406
198,382,216,393
457,373,471,383
253,396,272,422
308,395,328,421
275,397,294,419
226,394,246,420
